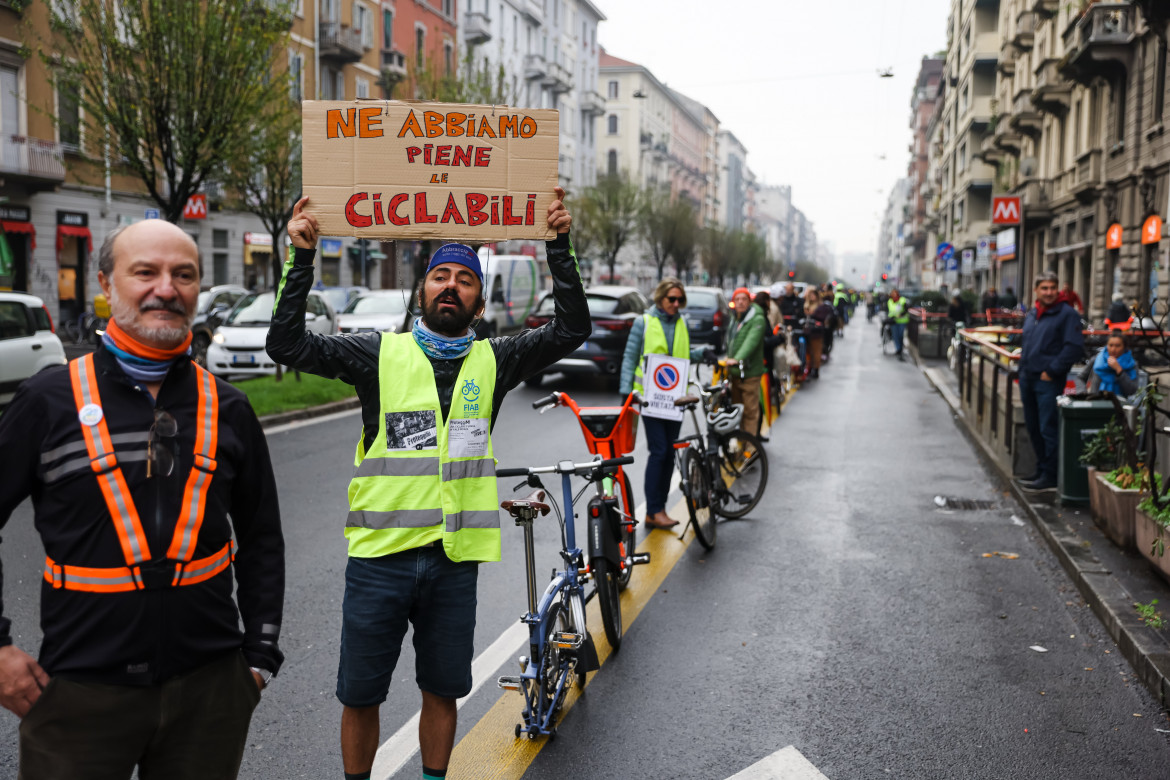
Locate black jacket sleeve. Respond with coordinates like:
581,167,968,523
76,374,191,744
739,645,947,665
489,233,590,400
224,395,286,674
0,380,49,647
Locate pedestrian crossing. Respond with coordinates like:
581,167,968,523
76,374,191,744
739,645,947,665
726,746,831,780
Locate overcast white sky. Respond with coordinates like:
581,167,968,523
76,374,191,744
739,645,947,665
597,0,949,257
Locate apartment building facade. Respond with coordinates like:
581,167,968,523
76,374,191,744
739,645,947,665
983,0,1170,319
925,0,1001,296
907,57,945,290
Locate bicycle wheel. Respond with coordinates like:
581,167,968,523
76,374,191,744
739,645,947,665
882,326,894,355
539,600,569,717
683,448,716,550
592,547,622,651
713,429,769,519
616,469,635,590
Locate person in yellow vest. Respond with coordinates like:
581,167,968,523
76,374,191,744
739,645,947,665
268,191,587,780
887,288,911,361
0,220,285,778
619,278,713,529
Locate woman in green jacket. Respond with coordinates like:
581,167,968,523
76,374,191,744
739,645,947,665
726,287,768,436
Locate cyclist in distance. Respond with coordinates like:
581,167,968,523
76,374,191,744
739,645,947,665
620,278,713,530
267,191,587,780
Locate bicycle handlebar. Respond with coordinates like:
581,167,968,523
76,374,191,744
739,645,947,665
532,393,560,410
497,455,634,479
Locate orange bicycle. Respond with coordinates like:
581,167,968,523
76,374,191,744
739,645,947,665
531,390,648,649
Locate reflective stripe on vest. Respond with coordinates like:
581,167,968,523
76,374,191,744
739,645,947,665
59,354,225,593
345,333,501,562
633,314,689,395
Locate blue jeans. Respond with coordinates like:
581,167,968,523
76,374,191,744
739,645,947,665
1019,373,1062,482
642,415,683,515
891,323,906,353
337,548,479,706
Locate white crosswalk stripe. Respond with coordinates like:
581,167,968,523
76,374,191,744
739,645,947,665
727,746,831,780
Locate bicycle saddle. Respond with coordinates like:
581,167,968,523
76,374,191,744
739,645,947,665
501,489,550,517
673,395,701,408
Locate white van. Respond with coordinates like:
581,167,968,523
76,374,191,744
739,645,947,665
476,250,540,337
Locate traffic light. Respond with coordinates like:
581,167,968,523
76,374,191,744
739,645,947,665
787,270,795,279
881,273,888,281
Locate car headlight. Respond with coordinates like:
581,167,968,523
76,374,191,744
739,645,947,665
212,333,226,344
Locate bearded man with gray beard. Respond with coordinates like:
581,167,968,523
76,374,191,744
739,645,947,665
0,219,285,779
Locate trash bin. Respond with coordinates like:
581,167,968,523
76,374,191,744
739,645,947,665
1058,399,1117,505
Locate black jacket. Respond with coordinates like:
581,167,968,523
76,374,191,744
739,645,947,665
266,233,589,450
1019,300,1085,380
0,350,285,685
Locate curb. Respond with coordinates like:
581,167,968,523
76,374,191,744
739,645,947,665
921,363,1170,709
257,396,361,430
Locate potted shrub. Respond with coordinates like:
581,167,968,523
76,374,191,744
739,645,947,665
1095,466,1155,550
1135,497,1170,585
1080,419,1126,541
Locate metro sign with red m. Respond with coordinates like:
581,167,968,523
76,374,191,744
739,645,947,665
183,193,208,220
991,196,1021,226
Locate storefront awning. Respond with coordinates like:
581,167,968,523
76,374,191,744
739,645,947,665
1,220,36,250
57,225,93,252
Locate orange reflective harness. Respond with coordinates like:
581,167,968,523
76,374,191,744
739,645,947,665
43,354,235,593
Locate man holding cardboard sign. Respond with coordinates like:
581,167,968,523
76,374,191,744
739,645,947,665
267,186,587,780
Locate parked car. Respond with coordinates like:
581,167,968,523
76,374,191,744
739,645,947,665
0,291,67,406
338,289,414,334
204,289,337,378
476,250,540,338
522,285,649,388
317,285,369,316
682,286,731,351
191,284,250,366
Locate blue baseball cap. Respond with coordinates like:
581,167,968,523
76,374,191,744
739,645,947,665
426,243,483,286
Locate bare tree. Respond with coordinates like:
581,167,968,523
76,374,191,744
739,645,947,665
579,173,644,284
42,0,296,222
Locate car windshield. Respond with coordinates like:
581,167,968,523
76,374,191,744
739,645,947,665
320,289,349,312
344,295,408,315
225,292,275,326
584,294,621,315
687,291,718,309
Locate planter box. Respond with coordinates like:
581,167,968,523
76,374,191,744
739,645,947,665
1135,507,1170,586
1091,471,1140,550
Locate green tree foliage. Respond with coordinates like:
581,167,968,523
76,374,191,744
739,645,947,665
412,49,518,105
42,0,296,222
577,173,645,284
700,226,736,288
792,259,828,285
667,199,698,278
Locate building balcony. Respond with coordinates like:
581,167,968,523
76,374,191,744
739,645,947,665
1031,59,1072,115
0,135,65,190
319,22,364,63
1018,176,1053,220
1014,10,1036,50
520,0,543,24
998,55,1016,77
523,53,546,80
1061,3,1136,85
1031,0,1059,18
464,11,491,45
542,61,573,94
380,49,407,91
977,134,1006,165
1009,90,1043,137
994,125,1024,153
579,90,606,116
1071,148,1103,201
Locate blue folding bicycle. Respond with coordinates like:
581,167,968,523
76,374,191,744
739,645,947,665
495,454,634,739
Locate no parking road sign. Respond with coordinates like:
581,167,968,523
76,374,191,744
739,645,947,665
642,353,689,421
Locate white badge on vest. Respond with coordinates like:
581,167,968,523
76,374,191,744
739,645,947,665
448,418,489,458
641,354,688,421
78,403,104,427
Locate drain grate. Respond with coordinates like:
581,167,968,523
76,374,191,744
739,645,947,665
934,495,997,511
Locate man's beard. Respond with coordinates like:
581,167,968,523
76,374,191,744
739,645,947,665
421,289,478,336
108,287,193,347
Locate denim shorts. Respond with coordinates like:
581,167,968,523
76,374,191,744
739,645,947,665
337,546,479,706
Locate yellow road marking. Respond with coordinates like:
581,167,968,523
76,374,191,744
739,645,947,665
448,378,798,777
447,496,693,778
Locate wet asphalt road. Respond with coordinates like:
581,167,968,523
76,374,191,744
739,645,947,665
2,324,1170,778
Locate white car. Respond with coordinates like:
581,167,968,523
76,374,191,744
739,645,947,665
338,289,414,335
0,291,67,406
205,290,337,378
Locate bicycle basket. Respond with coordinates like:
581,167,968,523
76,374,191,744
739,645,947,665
577,406,639,456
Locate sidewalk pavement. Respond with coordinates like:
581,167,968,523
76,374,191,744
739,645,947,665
919,356,1170,709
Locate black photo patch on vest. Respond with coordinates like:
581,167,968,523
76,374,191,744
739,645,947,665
385,410,438,451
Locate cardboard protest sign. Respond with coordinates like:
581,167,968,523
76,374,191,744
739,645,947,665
641,354,689,421
302,100,559,242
